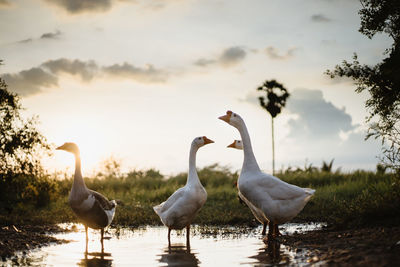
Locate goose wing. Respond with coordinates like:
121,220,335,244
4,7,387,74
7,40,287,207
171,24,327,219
238,191,269,223
154,187,186,214
254,172,310,201
89,190,116,211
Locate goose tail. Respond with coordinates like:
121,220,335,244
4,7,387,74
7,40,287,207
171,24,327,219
303,188,315,202
153,202,164,216
105,200,117,226
304,188,315,195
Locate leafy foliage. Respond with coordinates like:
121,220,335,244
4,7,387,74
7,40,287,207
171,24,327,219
257,79,290,118
95,156,123,179
326,0,400,172
376,163,388,174
0,78,50,175
358,0,400,41
0,68,55,213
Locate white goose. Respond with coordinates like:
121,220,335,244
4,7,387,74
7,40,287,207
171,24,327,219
56,142,117,249
153,136,213,247
227,140,269,235
219,111,315,239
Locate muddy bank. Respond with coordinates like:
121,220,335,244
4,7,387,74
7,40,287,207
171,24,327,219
282,226,400,266
0,225,68,261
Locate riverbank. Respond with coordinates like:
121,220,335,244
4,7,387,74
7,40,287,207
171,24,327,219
0,225,68,260
282,226,400,265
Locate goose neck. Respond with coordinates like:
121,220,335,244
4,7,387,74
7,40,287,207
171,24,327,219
187,144,200,185
72,152,86,190
237,122,260,172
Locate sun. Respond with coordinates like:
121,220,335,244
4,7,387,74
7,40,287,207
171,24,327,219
50,118,110,176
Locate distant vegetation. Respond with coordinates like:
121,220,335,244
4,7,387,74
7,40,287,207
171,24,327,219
1,163,399,229
1,66,399,230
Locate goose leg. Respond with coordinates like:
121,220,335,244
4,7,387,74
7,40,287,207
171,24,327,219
268,221,274,240
85,225,89,241
85,225,89,253
101,228,104,251
274,224,280,237
262,223,267,235
168,228,171,247
186,225,191,249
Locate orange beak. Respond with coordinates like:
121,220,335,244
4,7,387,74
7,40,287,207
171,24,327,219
227,141,236,148
218,110,232,123
56,145,64,150
203,136,215,144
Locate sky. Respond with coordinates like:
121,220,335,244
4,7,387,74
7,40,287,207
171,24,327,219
0,0,393,175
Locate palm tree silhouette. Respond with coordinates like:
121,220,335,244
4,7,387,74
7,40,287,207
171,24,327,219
257,79,289,175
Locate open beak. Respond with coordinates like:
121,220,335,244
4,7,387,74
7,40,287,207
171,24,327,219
218,110,232,123
203,136,215,144
227,141,236,148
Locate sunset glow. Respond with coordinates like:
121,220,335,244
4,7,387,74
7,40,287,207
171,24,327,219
1,0,391,174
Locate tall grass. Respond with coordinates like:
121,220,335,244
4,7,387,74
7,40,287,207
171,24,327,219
1,164,399,229
278,170,400,228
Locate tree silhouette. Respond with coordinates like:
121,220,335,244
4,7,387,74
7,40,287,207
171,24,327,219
326,0,400,171
257,79,289,175
0,61,54,211
0,78,49,175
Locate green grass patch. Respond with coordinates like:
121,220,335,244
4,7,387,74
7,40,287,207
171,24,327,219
1,165,399,229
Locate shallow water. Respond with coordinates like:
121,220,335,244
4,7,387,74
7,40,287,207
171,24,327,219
6,223,324,266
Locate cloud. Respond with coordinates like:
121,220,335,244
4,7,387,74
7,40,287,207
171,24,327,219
43,0,114,14
16,30,62,44
0,0,11,7
219,46,247,67
311,14,331,23
243,88,381,169
281,89,381,168
103,63,168,83
42,0,183,14
286,89,355,139
194,46,247,68
143,0,185,10
40,30,62,39
1,58,169,96
42,58,98,82
17,38,33,44
2,68,58,96
265,46,297,60
193,58,216,67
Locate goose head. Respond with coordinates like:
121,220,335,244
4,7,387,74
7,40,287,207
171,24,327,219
218,110,243,128
56,142,80,155
192,136,214,148
227,140,243,150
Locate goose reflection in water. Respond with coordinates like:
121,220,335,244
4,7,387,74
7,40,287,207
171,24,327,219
248,240,291,265
158,244,200,267
78,251,113,267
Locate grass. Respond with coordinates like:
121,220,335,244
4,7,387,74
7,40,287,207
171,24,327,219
279,170,400,228
1,164,399,229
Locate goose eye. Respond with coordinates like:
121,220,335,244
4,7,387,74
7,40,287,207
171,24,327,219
233,114,236,117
